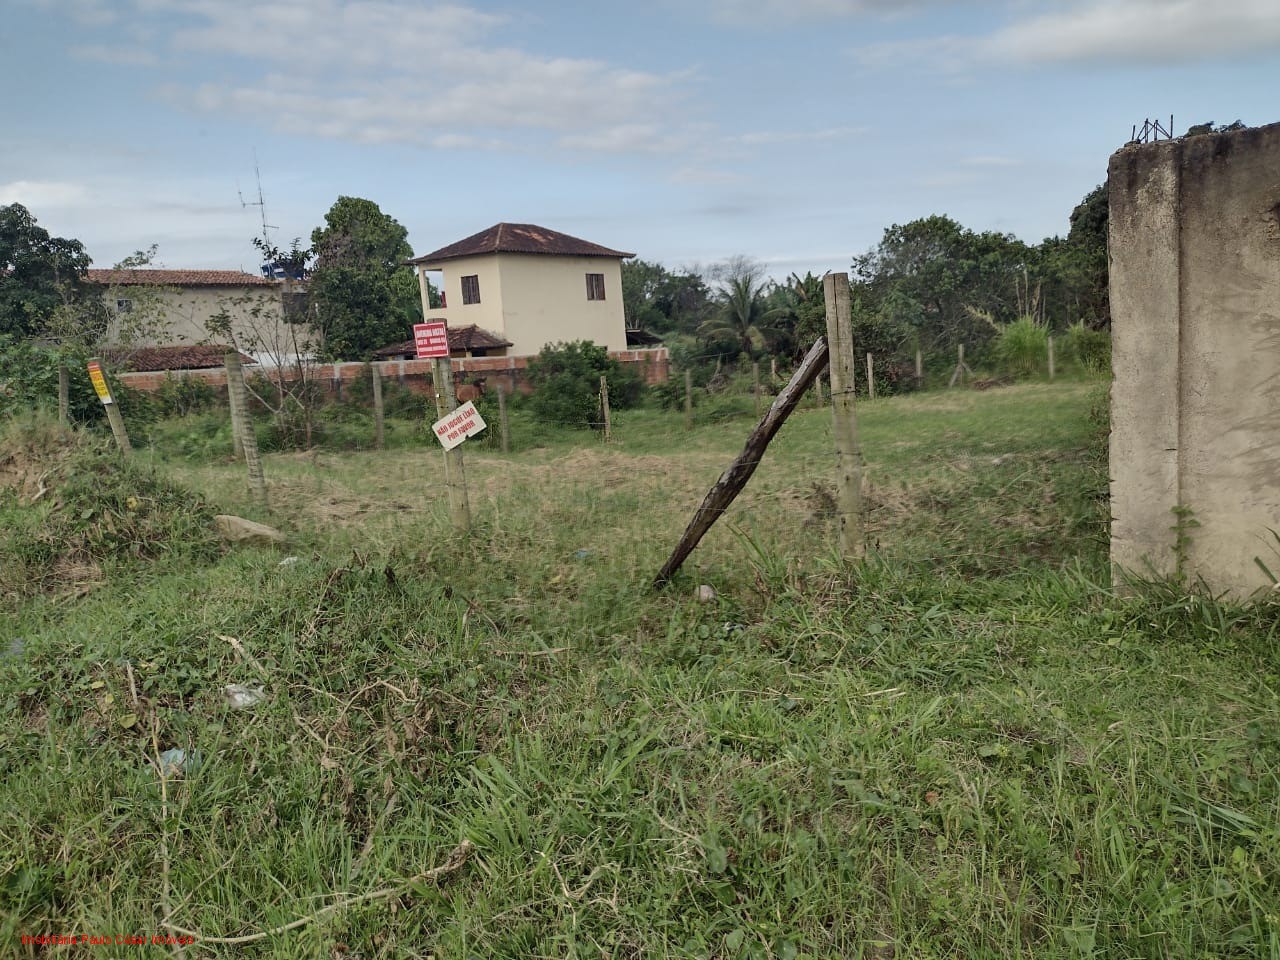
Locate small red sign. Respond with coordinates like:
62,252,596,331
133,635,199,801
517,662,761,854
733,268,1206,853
414,321,450,359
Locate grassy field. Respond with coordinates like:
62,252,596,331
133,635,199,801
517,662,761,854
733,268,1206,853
3,380,1279,959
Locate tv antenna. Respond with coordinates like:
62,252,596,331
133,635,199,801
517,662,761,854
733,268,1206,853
238,151,277,252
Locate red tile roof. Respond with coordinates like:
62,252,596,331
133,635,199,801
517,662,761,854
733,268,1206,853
373,324,512,358
108,344,257,372
87,269,275,287
409,223,633,265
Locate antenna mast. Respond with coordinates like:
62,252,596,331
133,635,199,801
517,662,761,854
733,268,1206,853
237,151,277,252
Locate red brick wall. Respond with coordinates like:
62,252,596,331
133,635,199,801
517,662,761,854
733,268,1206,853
118,348,669,398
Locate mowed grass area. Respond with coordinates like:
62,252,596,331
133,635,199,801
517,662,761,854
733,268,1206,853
3,380,1280,959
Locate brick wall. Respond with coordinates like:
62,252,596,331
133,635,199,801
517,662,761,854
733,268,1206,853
118,348,669,398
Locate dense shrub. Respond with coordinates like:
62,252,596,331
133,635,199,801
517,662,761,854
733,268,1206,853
994,317,1048,379
526,341,642,429
0,336,98,423
152,372,220,418
1065,321,1110,374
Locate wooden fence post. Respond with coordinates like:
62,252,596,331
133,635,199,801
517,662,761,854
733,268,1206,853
1048,335,1056,381
684,368,694,431
770,356,777,383
497,383,511,453
815,372,825,407
753,361,762,418
224,351,267,507
371,362,385,450
866,353,875,401
432,358,471,531
599,374,612,442
822,274,865,561
915,349,924,389
58,364,69,424
949,344,972,388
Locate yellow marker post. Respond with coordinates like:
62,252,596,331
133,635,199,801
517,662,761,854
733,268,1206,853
87,358,132,454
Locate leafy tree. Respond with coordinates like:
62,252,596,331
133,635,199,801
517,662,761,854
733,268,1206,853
1035,183,1110,329
621,259,715,336
526,340,641,429
851,215,1033,357
308,196,421,360
0,203,90,338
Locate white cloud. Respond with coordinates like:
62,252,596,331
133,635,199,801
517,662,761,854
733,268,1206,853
728,126,865,146
852,0,1280,70
706,0,950,23
55,0,693,153
69,43,159,65
0,180,89,208
986,0,1280,63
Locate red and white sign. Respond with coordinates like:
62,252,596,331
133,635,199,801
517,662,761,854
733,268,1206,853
413,320,449,359
432,400,487,451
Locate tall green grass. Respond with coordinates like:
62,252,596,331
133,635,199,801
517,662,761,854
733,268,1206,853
3,381,1278,958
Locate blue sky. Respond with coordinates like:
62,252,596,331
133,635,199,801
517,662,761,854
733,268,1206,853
3,0,1278,279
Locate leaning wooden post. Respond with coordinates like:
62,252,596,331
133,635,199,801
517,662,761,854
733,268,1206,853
57,364,69,424
433,357,471,532
1047,335,1056,381
866,353,875,401
224,351,267,507
822,273,865,561
915,349,924,389
654,337,830,587
684,369,694,431
753,361,762,418
371,362,385,450
86,358,132,455
497,383,510,454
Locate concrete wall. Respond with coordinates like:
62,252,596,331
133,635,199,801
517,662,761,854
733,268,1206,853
1109,121,1280,598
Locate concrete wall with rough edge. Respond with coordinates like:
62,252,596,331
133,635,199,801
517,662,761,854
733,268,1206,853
1108,121,1280,598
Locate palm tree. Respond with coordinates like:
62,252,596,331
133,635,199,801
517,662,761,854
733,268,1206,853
696,261,784,357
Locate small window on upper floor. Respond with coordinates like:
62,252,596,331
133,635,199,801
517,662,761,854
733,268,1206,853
586,273,606,301
461,275,481,305
116,298,133,314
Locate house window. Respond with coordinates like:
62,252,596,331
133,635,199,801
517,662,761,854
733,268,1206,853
461,275,481,305
116,298,133,313
586,273,606,301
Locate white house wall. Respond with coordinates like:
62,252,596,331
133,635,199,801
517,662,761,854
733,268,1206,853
493,254,627,356
425,255,507,337
101,286,298,361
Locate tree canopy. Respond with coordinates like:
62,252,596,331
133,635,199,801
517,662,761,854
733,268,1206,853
0,203,91,338
308,196,420,360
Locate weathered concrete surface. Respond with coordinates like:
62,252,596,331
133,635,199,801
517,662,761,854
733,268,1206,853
1109,122,1280,598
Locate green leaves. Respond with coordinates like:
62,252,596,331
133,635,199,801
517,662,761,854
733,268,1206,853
309,196,419,360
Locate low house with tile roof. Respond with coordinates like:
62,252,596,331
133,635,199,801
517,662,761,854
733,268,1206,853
408,223,632,357
88,269,307,367
372,324,512,361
